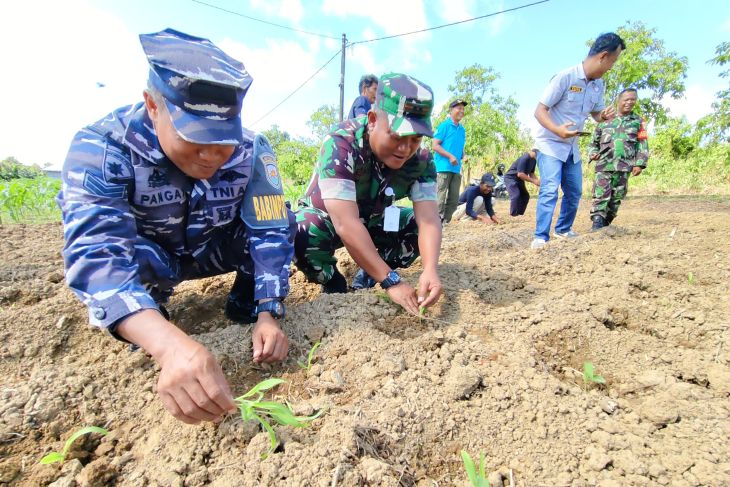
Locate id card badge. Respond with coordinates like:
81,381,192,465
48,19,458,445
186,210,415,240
382,187,399,232
383,205,400,232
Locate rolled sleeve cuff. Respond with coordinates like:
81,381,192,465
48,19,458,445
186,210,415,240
88,290,158,329
319,178,356,201
255,273,290,301
410,181,437,202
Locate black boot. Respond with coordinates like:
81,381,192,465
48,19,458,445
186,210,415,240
591,214,608,231
224,271,257,324
322,269,348,294
605,214,615,226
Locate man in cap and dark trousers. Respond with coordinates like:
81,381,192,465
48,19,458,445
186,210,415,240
294,73,443,315
433,99,468,224
452,173,502,224
503,149,540,216
57,29,294,424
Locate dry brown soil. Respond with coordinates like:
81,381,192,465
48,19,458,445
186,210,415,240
1,196,729,487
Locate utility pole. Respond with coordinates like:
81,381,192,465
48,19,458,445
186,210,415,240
339,33,347,122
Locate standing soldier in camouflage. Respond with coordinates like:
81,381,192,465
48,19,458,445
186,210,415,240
588,88,648,230
294,73,443,314
57,29,294,425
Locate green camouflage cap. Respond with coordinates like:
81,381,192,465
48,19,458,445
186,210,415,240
375,73,434,137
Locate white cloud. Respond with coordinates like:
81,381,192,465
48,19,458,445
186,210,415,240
249,0,304,24
435,0,509,37
322,0,429,40
662,84,719,123
0,0,147,168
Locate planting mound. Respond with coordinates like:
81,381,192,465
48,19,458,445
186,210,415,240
1,196,729,486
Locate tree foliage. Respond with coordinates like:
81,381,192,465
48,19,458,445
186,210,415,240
697,42,730,143
1,157,46,181
306,104,338,141
436,64,531,174
590,21,688,124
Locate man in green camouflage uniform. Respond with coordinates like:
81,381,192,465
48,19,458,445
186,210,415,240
294,73,443,315
588,88,649,230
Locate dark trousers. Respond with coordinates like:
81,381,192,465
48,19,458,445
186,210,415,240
505,177,530,216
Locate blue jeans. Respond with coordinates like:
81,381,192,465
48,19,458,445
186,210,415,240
534,150,582,241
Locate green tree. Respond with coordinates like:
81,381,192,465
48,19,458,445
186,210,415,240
697,42,730,143
436,64,531,178
590,21,688,124
262,125,291,151
652,116,699,160
0,156,45,180
306,104,338,141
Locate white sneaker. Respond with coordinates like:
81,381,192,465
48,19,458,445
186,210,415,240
530,238,547,249
554,229,579,239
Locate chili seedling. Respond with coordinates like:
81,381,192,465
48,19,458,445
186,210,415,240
297,341,321,370
461,450,491,486
582,362,606,389
687,272,695,284
375,290,392,303
40,426,109,465
235,378,323,457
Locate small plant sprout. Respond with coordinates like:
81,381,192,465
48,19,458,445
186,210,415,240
235,378,323,457
375,290,392,303
40,426,109,465
582,362,606,389
297,341,321,370
687,272,695,284
461,450,491,487
419,306,426,316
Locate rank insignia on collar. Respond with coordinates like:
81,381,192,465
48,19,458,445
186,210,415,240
148,168,169,188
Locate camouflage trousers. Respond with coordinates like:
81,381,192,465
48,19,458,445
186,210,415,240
591,171,630,220
293,205,420,284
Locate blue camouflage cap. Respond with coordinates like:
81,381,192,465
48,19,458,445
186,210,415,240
374,73,434,137
140,28,253,145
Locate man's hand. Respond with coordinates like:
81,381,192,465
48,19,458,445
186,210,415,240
600,106,616,121
491,215,502,224
156,335,237,425
386,281,420,315
477,215,494,225
252,313,288,363
590,153,600,161
631,166,643,176
448,154,458,165
417,269,442,309
532,177,541,187
556,121,578,139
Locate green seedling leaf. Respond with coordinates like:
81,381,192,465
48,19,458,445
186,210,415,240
40,452,65,465
297,341,321,370
235,378,325,458
375,290,392,303
419,306,426,316
687,272,695,284
461,450,491,486
583,362,606,386
237,378,285,400
40,426,109,465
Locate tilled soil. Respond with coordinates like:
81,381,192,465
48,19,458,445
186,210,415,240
1,196,729,487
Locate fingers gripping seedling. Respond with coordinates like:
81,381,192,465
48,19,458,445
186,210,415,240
461,450,491,486
40,426,109,465
582,362,606,389
234,378,323,457
297,341,321,370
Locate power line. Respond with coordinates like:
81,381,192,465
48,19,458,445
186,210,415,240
349,0,550,45
191,0,339,40
249,49,343,127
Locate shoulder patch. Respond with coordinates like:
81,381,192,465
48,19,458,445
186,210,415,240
241,134,289,230
262,153,281,189
103,145,134,183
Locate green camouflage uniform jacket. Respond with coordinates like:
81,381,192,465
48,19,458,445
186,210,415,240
588,112,649,172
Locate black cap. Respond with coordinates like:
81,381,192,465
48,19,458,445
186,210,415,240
449,99,468,109
480,173,496,186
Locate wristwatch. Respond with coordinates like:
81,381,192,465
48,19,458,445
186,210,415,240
254,299,286,319
380,270,402,289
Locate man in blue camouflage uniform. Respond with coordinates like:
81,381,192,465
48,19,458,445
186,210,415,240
57,29,294,425
294,73,443,315
588,88,649,230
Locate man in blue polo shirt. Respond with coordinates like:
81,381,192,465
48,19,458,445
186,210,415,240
531,32,625,249
433,99,467,223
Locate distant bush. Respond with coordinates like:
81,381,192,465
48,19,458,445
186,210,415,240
0,157,46,181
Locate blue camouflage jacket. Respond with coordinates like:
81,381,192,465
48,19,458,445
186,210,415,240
57,103,292,329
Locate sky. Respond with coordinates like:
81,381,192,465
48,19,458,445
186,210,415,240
1,0,728,169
